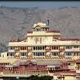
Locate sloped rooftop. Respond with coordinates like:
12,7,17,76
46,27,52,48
35,59,62,65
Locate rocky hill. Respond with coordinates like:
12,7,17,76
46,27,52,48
0,6,80,52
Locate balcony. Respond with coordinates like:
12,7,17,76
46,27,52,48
32,50,45,52
8,50,15,52
8,42,27,46
20,50,27,52
8,50,27,53
20,56,27,59
65,48,80,52
33,56,45,59
51,50,59,52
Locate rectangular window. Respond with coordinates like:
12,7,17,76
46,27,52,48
8,53,14,56
65,52,72,56
34,52,36,56
21,53,26,56
33,46,45,50
74,46,79,48
52,52,58,56
20,47,27,50
10,47,14,50
74,53,78,56
52,46,59,50
66,46,72,49
33,47,35,50
7,53,9,56
33,52,45,56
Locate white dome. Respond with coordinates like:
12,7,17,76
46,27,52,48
28,47,32,50
33,22,47,28
28,53,32,56
46,52,50,56
15,52,20,56
46,47,50,49
60,52,64,55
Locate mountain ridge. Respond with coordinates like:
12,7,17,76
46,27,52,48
0,6,80,52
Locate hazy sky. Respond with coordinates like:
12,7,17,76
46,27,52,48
0,1,80,9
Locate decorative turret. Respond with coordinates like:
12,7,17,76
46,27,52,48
32,22,49,31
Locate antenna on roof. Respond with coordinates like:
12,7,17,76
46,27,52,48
47,19,49,26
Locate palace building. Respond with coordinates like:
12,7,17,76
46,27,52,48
6,22,80,60
0,22,80,80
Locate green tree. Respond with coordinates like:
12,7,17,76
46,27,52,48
26,75,53,80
